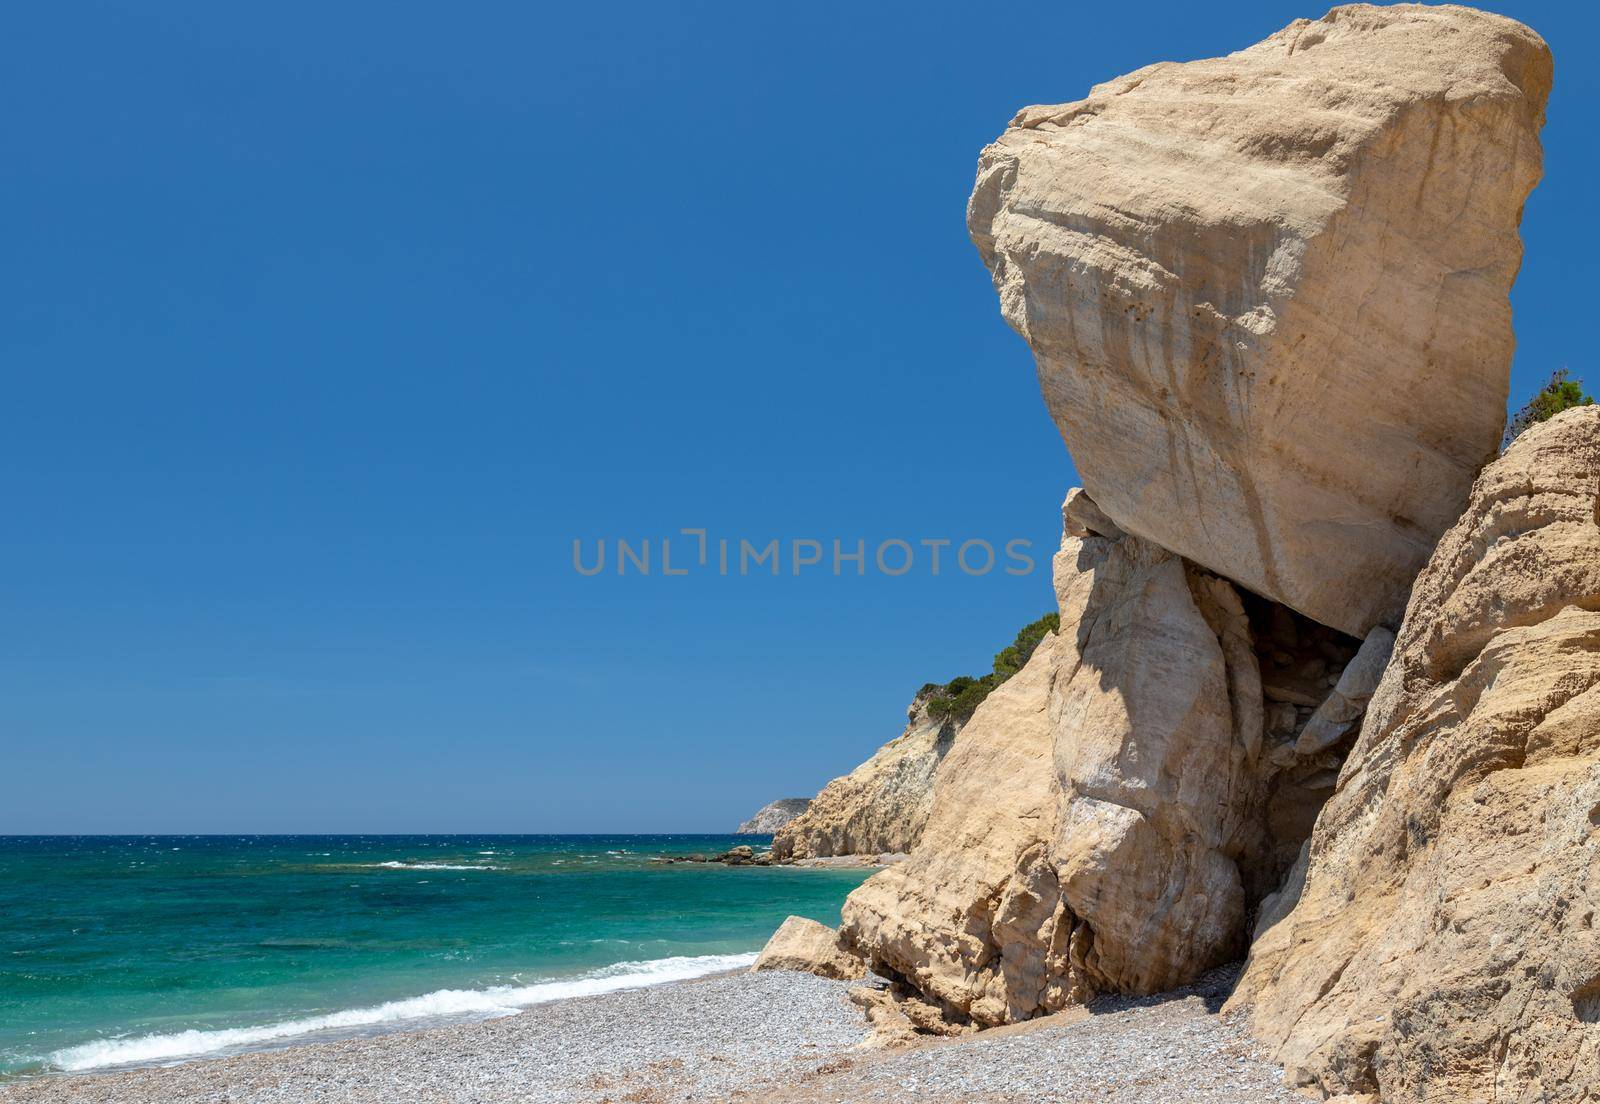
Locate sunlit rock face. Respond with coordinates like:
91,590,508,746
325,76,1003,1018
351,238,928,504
1230,407,1600,1103
770,698,960,861
840,492,1366,1026
969,2,1551,638
838,3,1556,1042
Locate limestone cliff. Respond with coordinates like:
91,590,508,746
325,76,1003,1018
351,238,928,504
969,2,1550,637
772,614,1059,862
736,799,811,835
770,695,961,861
1229,407,1600,1103
833,2,1553,1050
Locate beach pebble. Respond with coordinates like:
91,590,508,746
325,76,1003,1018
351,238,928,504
0,966,1305,1104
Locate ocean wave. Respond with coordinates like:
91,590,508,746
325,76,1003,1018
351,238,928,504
47,952,757,1073
368,862,499,871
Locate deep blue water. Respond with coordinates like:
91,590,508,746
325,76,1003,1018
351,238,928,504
0,835,870,1077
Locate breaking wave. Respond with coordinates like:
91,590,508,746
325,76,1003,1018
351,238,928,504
47,952,756,1072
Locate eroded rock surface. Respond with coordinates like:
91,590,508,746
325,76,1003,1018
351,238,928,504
969,3,1551,636
839,624,1065,1025
771,697,961,861
840,493,1366,1025
751,916,867,981
1230,407,1600,1103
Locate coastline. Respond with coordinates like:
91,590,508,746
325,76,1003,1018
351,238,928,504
0,835,877,1080
19,952,762,1079
0,966,1306,1104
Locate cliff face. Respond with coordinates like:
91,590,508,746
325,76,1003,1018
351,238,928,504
842,494,1367,1023
968,2,1550,637
827,7,1565,1098
1228,408,1600,1102
770,699,960,861
736,799,811,835
838,631,1063,1022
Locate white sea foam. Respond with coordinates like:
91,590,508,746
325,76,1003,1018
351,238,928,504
47,952,757,1073
368,861,499,871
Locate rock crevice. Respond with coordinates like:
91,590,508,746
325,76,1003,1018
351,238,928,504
1229,407,1600,1103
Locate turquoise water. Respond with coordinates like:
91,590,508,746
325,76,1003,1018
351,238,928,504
0,835,871,1078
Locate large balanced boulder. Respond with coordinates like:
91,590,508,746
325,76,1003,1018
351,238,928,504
771,695,962,861
1229,407,1600,1103
969,3,1551,637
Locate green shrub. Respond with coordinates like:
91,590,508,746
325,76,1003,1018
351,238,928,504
923,611,1060,721
993,612,1059,679
1503,369,1593,449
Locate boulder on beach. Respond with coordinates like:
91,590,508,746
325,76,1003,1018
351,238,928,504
751,916,868,981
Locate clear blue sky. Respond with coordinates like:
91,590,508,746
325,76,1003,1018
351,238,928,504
3,1,1591,832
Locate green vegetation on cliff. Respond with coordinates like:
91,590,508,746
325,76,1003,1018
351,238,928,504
1503,368,1593,448
921,612,1060,721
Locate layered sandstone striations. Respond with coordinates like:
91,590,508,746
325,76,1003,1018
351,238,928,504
840,495,1368,1026
736,798,812,835
969,3,1551,636
811,2,1556,1067
771,696,962,861
1230,407,1600,1103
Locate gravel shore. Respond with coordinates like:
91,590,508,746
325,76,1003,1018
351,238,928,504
0,966,1306,1104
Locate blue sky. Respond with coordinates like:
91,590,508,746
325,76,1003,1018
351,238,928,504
3,0,1592,832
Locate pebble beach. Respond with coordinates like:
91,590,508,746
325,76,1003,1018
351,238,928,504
0,966,1307,1104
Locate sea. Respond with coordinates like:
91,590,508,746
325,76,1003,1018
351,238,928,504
0,835,871,1079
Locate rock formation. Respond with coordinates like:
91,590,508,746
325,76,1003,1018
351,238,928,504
841,495,1366,1024
832,3,1553,1048
751,916,867,981
1229,407,1600,1103
839,623,1064,1024
736,798,812,835
771,694,962,861
968,2,1551,637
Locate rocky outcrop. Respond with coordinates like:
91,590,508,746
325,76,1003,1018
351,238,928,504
771,696,961,861
820,4,1560,1075
1229,407,1600,1103
840,494,1367,1025
751,916,867,981
838,623,1063,1025
969,3,1551,637
658,845,770,866
736,798,812,835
